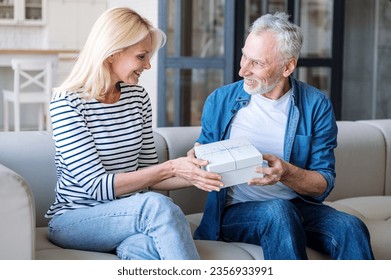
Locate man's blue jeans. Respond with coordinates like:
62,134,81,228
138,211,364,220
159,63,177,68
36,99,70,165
48,192,200,260
221,198,374,260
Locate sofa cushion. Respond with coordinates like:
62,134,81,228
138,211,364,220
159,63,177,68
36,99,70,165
36,248,119,260
332,196,391,220
194,240,263,260
328,196,391,260
187,213,330,260
36,226,263,260
328,121,386,201
35,227,119,260
359,120,391,195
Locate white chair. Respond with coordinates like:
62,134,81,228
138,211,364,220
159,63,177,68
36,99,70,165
2,59,54,131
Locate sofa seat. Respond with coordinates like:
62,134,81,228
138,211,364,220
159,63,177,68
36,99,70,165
186,213,330,260
35,227,118,260
28,184,391,261
35,216,328,260
326,196,391,260
35,225,265,260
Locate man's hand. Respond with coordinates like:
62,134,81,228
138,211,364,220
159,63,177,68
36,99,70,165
186,142,200,158
248,154,327,196
248,154,283,186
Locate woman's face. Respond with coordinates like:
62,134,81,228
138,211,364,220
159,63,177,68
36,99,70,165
110,34,153,85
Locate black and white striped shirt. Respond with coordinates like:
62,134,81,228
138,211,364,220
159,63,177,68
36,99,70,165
45,84,158,218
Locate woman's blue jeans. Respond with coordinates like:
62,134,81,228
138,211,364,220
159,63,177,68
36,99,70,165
48,192,200,260
221,198,374,260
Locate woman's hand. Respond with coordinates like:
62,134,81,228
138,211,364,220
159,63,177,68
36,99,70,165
170,156,223,192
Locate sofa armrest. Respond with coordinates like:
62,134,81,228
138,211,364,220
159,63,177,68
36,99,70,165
154,126,201,159
0,163,35,259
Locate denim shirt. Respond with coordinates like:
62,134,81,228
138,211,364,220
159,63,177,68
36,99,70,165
194,77,338,241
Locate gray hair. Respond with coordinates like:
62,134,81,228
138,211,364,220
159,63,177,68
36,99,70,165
249,12,303,60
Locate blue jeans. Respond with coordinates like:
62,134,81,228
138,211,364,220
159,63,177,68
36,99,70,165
48,192,200,260
221,198,374,260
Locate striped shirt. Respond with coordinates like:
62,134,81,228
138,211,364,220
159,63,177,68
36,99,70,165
45,83,159,218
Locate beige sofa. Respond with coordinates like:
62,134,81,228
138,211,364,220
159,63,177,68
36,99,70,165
1,119,391,260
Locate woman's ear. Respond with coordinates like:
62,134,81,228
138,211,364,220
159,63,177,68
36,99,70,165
283,58,297,77
107,54,114,63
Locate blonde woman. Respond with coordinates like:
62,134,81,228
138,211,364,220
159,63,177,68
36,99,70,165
46,7,222,260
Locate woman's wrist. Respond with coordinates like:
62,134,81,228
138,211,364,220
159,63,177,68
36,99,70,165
162,159,176,179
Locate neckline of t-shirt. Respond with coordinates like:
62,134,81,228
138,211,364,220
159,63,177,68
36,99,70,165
254,88,292,104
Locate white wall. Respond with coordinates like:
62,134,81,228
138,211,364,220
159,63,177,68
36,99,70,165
44,0,107,50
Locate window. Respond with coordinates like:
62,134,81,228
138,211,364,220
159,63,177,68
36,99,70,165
240,0,345,119
0,0,45,25
157,0,235,126
158,0,345,126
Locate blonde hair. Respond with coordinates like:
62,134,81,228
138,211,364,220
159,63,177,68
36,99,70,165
56,7,166,99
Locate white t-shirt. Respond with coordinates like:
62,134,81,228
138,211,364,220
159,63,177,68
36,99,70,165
227,90,298,205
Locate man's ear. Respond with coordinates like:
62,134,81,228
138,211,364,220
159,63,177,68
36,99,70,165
283,58,297,77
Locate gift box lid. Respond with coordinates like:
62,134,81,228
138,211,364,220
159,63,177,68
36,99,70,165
194,137,263,173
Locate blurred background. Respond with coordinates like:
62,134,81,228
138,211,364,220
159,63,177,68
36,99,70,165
0,0,390,130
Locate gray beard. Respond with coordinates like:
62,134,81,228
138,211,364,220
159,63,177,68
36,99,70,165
243,79,279,95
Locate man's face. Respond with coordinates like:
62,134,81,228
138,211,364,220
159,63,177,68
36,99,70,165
238,31,286,96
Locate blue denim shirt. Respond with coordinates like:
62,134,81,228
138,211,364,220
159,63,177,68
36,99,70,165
194,77,338,241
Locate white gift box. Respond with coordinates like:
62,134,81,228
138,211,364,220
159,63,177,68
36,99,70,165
194,137,263,187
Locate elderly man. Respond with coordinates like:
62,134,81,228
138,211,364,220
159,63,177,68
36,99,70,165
191,12,374,260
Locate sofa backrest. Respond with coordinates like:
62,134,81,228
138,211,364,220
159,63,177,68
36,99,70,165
155,121,391,206
0,120,390,224
327,121,388,201
359,120,391,196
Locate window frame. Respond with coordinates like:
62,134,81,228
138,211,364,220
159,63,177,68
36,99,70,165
157,0,235,127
